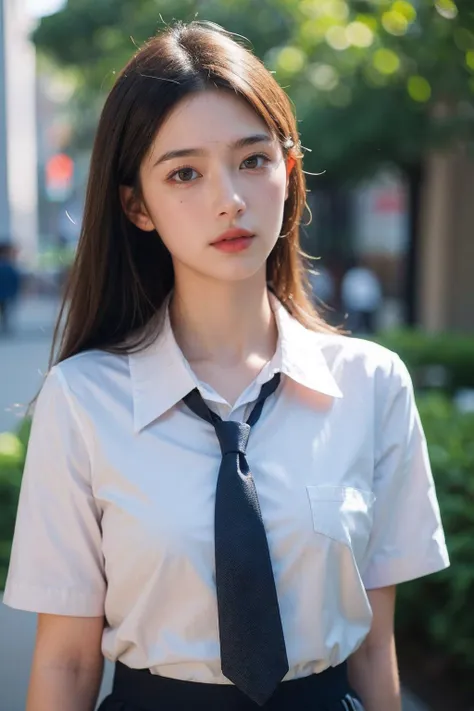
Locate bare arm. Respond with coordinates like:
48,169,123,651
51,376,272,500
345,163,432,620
347,586,402,711
26,614,105,711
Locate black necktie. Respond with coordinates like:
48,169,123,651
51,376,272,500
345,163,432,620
183,373,289,706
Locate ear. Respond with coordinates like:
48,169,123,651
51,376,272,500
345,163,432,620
285,156,296,200
119,185,155,232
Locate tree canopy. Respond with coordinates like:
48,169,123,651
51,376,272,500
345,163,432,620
33,0,474,181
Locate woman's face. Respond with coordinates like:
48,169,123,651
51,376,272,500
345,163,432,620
122,89,290,285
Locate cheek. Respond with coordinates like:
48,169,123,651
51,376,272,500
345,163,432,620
269,174,288,203
257,168,288,221
261,163,288,206
144,186,204,248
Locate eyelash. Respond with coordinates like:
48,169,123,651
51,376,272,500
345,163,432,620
166,153,272,184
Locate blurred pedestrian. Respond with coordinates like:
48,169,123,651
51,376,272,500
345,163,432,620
4,21,448,711
307,264,335,307
0,240,21,335
341,260,382,334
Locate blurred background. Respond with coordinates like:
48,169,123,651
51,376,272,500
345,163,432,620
0,1,473,710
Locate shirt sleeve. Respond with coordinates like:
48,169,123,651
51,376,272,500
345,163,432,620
3,366,106,616
361,352,450,590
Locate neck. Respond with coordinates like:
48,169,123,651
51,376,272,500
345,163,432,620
169,271,277,368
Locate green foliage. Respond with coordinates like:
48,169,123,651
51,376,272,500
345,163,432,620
0,433,26,590
374,328,474,392
32,0,295,151
374,331,474,668
32,0,474,180
395,392,474,670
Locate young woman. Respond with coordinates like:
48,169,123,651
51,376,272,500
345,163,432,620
4,21,449,711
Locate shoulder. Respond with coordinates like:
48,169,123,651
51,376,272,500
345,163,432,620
314,331,401,373
46,348,130,408
313,332,411,398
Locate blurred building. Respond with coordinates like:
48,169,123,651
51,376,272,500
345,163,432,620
306,163,474,334
36,67,79,247
2,0,38,266
306,170,411,331
417,147,474,333
1,0,79,270
0,0,8,241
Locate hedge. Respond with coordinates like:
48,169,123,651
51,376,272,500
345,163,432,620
395,392,474,669
374,328,474,393
0,418,30,590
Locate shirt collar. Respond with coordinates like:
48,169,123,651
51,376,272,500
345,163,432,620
129,292,342,432
267,294,343,399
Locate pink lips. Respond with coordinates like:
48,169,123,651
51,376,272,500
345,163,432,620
211,228,255,253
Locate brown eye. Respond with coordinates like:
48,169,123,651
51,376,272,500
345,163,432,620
241,154,270,170
175,168,196,182
168,166,200,183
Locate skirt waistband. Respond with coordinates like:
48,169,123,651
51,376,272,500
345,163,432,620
110,660,352,711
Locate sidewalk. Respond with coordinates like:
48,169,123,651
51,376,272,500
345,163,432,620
11,292,60,337
0,295,59,433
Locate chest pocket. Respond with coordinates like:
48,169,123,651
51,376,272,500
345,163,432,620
306,485,375,564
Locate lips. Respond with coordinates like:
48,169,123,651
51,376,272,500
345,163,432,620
211,228,254,245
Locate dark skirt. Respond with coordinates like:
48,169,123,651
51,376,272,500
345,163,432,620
98,660,365,711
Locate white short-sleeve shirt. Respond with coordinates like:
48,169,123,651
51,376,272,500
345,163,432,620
3,294,449,683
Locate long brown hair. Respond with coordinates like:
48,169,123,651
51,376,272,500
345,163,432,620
51,21,343,368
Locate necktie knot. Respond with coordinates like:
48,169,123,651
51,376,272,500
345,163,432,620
214,420,250,456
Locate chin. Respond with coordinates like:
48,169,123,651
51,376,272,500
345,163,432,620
216,259,268,283
195,259,267,284
174,247,272,285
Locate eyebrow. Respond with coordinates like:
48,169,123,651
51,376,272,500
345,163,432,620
153,133,273,167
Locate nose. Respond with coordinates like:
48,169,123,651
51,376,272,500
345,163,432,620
213,169,246,220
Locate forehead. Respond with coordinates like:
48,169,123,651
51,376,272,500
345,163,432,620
151,89,273,152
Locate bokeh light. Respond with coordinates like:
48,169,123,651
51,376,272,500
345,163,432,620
382,11,409,37
346,22,374,48
323,0,349,22
435,0,458,20
308,62,340,91
407,76,432,102
325,26,350,51
392,1,417,23
466,51,474,71
373,48,401,75
276,46,306,74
